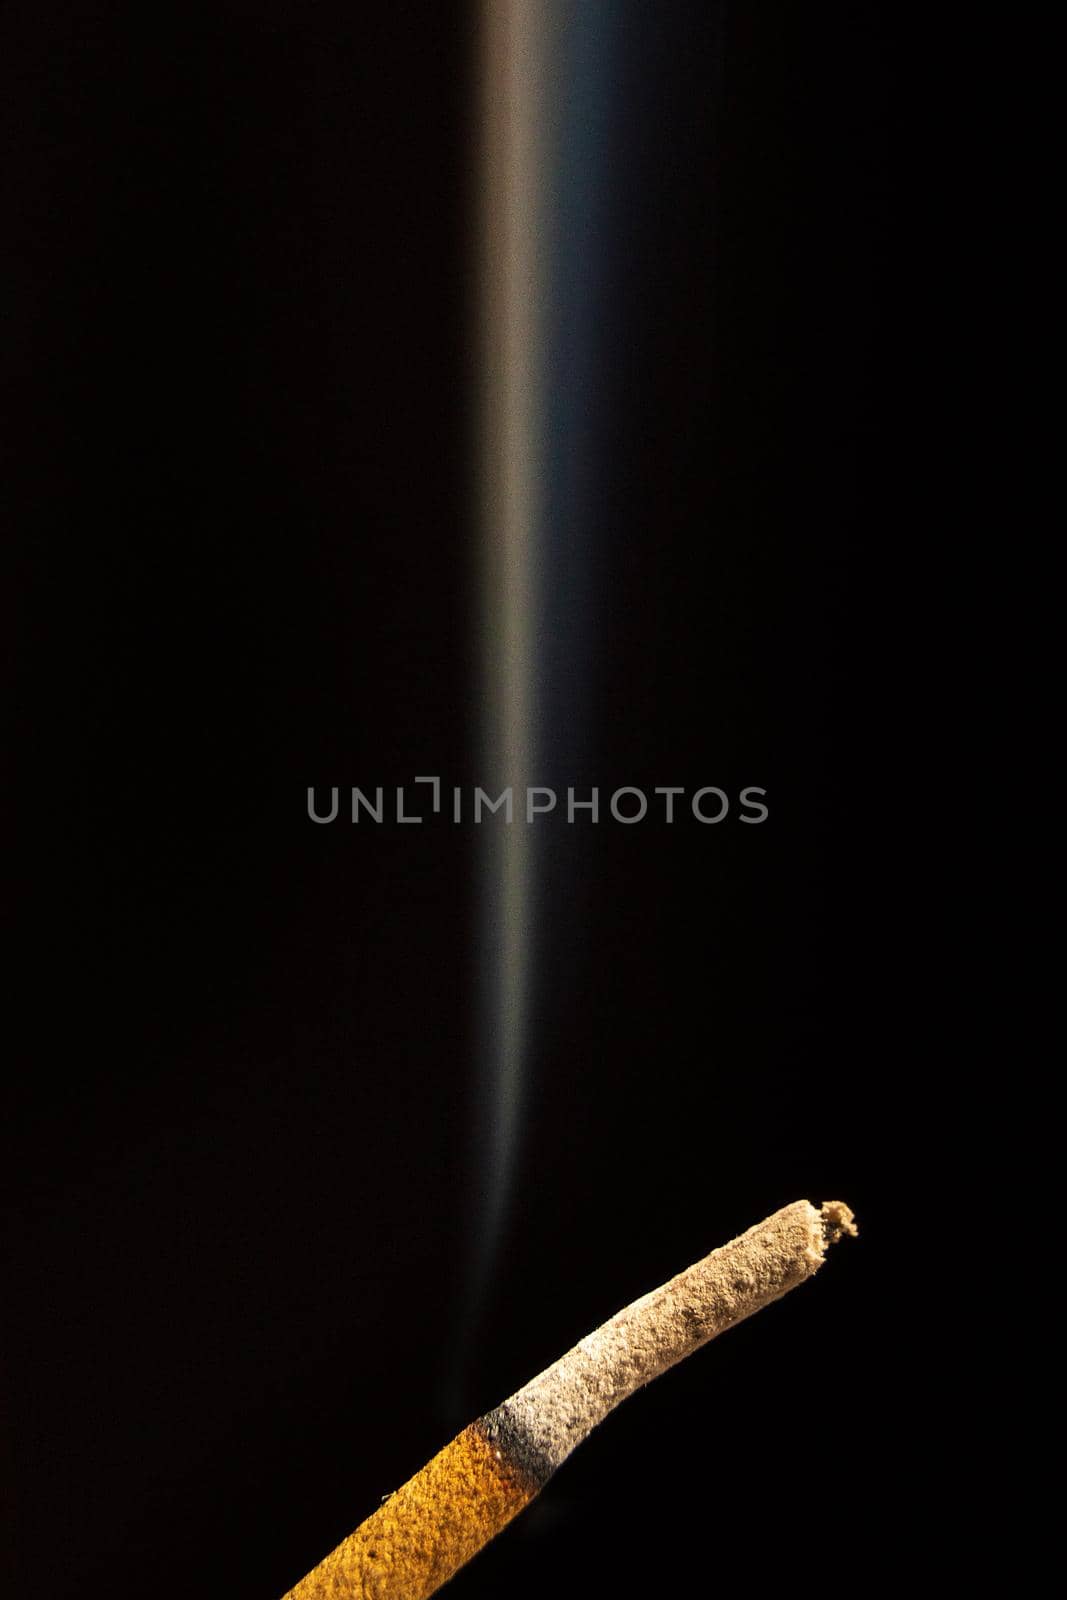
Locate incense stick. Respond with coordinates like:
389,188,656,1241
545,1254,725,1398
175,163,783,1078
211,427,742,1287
281,1199,856,1600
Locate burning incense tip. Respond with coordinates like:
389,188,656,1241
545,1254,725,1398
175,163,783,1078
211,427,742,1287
281,1200,856,1599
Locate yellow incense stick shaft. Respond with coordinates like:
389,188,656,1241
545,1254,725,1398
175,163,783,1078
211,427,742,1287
282,1423,537,1600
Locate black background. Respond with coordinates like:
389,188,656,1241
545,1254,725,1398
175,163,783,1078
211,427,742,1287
3,4,922,1595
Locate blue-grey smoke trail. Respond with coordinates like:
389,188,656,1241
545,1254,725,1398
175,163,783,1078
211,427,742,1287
471,0,549,1324
466,1,620,1346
